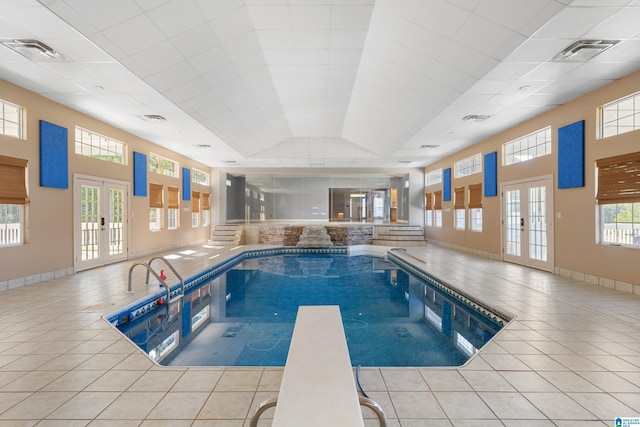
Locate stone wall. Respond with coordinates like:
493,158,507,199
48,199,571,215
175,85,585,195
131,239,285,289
257,224,374,246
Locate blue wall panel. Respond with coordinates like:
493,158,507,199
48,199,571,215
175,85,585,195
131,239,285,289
182,167,191,201
39,120,68,189
443,168,451,201
484,151,498,197
133,152,147,197
558,120,585,189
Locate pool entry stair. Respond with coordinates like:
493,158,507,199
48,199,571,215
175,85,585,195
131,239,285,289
372,225,427,247
208,224,244,246
250,306,387,427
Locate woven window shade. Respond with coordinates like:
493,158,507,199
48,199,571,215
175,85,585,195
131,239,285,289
425,192,432,210
434,190,442,210
167,186,179,209
453,186,465,209
149,183,163,208
202,193,210,210
191,191,200,212
0,155,28,204
596,151,640,204
469,183,483,208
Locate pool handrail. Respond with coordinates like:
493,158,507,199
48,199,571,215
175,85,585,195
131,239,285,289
128,262,171,303
147,256,185,298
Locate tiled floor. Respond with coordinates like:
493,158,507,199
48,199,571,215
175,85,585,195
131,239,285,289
1,242,639,426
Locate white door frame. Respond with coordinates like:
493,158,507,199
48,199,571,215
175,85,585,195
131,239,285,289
500,174,555,272
73,174,130,272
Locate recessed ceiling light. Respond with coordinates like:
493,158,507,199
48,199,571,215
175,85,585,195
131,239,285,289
420,144,439,149
552,39,620,62
0,39,68,62
460,114,490,122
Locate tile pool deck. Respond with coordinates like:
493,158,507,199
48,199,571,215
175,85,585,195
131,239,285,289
1,243,638,426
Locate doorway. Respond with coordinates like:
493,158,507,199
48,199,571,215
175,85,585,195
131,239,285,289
74,175,129,271
501,176,554,272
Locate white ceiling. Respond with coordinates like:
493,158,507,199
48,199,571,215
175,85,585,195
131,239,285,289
1,0,639,169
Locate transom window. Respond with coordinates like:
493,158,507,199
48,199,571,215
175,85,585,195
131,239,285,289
426,169,442,186
0,99,24,139
454,154,482,178
192,168,210,185
598,91,640,139
503,127,551,166
75,127,126,165
150,153,179,178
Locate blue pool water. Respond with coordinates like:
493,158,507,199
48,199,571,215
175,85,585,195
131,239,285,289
115,253,504,367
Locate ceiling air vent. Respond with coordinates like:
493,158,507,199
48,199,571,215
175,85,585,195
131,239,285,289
460,114,490,123
142,114,167,121
553,39,620,62
0,39,68,61
421,144,439,149
398,160,412,164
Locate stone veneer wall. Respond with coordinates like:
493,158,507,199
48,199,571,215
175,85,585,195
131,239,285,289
325,225,373,246
257,224,374,246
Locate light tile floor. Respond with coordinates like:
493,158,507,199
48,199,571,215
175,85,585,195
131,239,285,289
1,243,638,426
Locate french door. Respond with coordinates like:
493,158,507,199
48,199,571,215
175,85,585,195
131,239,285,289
502,176,554,272
74,176,129,271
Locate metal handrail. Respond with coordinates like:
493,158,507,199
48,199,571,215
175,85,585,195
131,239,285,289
127,262,171,303
248,396,387,427
147,256,185,298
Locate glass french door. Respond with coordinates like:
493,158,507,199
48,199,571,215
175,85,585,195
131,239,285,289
74,176,128,271
502,177,554,272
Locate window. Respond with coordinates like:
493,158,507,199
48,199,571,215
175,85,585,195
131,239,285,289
503,127,551,166
75,127,126,165
454,186,465,230
167,186,179,229
469,183,483,232
202,193,210,227
596,151,640,246
192,167,210,185
425,192,433,227
426,169,442,186
455,153,482,178
598,91,640,139
434,190,443,228
0,99,24,139
0,155,28,246
150,153,179,178
149,183,163,231
191,191,200,227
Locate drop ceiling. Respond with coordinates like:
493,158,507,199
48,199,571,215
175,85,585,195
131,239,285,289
1,0,639,169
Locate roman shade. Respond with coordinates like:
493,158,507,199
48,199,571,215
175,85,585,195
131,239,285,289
596,151,640,204
191,191,200,212
469,183,483,209
0,155,28,204
425,192,432,210
433,190,442,210
149,183,163,208
167,186,179,209
202,193,210,210
453,186,465,209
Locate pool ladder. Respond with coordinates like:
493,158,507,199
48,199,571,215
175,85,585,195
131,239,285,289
127,256,185,303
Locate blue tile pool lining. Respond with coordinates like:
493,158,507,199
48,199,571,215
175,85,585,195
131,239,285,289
106,247,512,328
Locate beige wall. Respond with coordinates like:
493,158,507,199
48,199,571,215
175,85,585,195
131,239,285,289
425,70,640,287
0,79,212,283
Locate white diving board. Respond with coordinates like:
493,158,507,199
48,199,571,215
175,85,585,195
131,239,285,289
273,305,364,427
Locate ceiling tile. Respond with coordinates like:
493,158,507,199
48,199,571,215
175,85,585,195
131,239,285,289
534,6,618,38
414,0,470,38
290,5,331,29
101,14,165,56
147,0,206,38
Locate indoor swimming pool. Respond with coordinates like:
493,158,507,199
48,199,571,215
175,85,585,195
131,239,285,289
109,250,507,367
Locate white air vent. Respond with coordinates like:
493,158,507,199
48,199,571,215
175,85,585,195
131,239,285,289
0,39,68,61
421,144,439,149
142,114,167,121
553,39,620,62
460,114,490,123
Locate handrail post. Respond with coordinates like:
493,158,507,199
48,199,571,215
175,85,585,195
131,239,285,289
249,398,277,427
148,256,185,296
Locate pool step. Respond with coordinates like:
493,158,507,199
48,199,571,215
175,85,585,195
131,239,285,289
208,224,244,246
372,225,426,247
